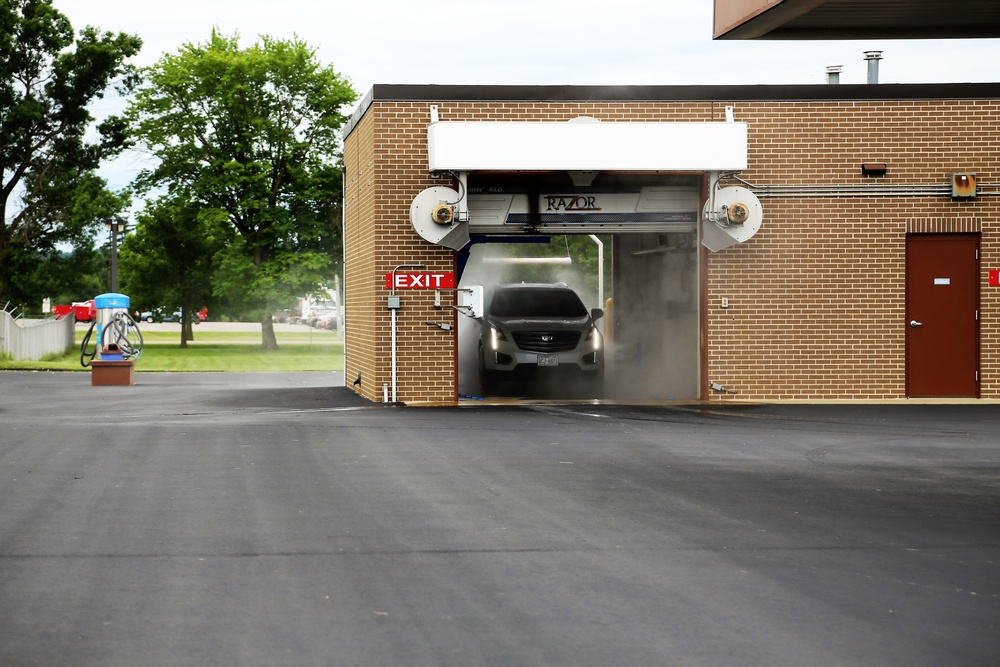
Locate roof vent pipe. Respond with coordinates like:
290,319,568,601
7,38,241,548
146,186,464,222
826,65,842,84
864,50,883,84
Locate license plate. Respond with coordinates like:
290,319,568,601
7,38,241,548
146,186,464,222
537,354,559,366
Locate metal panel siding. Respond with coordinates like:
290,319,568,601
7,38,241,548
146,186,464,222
0,313,74,361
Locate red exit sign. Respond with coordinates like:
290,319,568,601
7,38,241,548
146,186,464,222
385,271,455,290
990,269,1000,287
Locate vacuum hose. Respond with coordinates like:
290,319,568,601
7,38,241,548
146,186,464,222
79,311,144,367
79,320,97,367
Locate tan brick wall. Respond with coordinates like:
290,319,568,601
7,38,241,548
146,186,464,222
344,96,999,403
343,109,377,401
344,104,457,404
708,100,999,400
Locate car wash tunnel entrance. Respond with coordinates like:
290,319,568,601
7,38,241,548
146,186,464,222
454,172,706,401
344,104,758,405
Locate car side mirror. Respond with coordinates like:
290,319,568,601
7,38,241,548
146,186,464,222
591,308,605,321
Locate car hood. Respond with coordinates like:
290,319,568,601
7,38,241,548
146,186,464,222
486,315,591,330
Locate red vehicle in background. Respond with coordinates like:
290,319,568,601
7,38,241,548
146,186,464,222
72,300,96,322
53,300,95,321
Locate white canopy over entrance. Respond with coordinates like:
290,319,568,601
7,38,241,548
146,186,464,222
427,119,748,173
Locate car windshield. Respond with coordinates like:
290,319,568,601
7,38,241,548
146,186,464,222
490,288,587,318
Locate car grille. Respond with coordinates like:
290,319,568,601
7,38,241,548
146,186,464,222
512,331,581,352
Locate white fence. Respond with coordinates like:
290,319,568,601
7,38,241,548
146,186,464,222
0,311,76,361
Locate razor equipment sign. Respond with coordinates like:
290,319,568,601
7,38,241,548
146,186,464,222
385,271,456,290
544,195,602,211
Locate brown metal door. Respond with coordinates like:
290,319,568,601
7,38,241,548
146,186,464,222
906,234,980,397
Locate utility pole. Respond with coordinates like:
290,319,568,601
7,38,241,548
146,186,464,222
106,218,127,293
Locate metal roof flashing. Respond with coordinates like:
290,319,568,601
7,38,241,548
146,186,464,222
342,82,1000,141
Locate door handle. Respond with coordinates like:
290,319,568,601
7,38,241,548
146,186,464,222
909,320,923,327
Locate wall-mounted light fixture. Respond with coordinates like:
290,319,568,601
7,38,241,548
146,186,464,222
952,173,977,198
861,162,888,177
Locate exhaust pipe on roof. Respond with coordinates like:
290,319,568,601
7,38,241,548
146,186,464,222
826,65,842,84
864,50,883,84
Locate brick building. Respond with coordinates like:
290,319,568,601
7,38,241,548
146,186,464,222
342,83,999,404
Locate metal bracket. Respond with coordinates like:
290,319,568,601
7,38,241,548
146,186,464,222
434,288,475,315
425,321,454,331
706,171,744,228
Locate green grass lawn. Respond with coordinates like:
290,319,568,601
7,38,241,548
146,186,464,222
1,331,344,373
134,343,344,372
136,330,341,344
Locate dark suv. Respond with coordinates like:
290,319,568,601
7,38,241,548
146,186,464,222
478,283,605,394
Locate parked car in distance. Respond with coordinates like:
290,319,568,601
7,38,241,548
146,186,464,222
319,310,339,331
307,307,339,330
141,308,180,323
140,307,204,323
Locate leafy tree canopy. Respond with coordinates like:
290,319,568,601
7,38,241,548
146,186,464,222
126,30,356,348
119,197,223,346
0,0,141,309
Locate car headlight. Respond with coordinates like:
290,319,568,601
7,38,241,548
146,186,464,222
490,326,507,350
585,326,602,350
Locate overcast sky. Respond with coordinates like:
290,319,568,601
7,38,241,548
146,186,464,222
59,0,1000,93
55,0,1000,192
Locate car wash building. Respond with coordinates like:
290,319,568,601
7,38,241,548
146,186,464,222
341,82,1000,404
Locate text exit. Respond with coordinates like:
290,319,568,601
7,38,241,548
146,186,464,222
385,271,456,290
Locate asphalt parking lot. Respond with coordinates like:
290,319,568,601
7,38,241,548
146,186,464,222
1,371,998,666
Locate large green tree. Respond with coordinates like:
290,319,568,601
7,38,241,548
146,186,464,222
118,198,222,347
126,31,356,349
0,0,141,309
7,242,105,310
